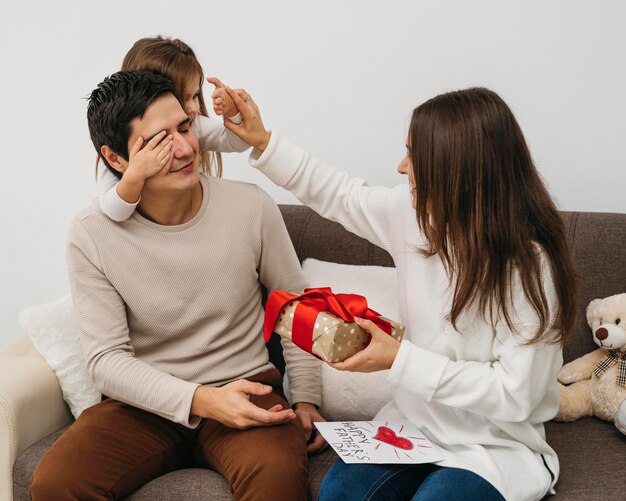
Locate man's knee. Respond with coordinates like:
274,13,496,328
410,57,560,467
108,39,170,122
248,442,307,477
30,455,95,501
231,442,308,500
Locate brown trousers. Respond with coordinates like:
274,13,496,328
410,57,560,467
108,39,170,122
30,369,308,501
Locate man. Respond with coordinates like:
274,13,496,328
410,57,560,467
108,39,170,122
31,71,324,501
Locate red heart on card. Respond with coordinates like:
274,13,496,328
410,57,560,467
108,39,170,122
373,426,413,450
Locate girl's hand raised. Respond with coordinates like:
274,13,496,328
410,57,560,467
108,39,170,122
207,77,238,118
222,86,271,152
330,317,401,373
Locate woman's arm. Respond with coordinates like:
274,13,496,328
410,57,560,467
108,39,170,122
254,133,409,252
389,326,562,423
336,264,564,423
222,87,410,253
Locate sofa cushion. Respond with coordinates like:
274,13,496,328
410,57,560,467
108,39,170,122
12,428,66,500
560,212,626,364
301,258,399,421
126,469,231,500
18,295,100,418
545,418,626,498
14,418,625,500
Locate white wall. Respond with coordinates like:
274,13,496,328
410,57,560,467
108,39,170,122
1,0,625,345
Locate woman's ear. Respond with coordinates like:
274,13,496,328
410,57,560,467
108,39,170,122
100,145,128,175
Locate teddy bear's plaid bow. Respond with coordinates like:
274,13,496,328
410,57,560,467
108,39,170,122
593,350,626,387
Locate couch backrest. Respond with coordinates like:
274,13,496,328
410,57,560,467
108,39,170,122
560,212,626,362
279,206,626,364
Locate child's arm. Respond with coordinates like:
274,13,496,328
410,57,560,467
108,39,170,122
98,131,173,222
98,167,141,222
192,116,249,153
192,77,249,153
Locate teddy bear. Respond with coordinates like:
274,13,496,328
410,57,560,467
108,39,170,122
556,292,626,435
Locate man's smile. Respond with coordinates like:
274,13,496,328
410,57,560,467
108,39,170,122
169,160,194,173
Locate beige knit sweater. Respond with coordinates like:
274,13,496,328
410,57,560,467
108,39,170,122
67,174,320,427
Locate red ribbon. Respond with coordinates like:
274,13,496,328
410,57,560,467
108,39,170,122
264,287,393,356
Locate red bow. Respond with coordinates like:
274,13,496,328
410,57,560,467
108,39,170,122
264,287,393,355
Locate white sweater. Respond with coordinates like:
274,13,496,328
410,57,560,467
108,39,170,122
250,133,563,501
97,114,250,221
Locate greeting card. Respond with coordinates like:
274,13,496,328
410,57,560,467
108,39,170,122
315,420,444,464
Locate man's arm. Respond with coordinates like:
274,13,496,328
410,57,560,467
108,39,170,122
254,188,327,451
254,187,322,406
67,217,201,426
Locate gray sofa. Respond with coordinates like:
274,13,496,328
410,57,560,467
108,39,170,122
3,206,625,500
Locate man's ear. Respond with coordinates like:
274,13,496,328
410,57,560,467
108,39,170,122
100,145,128,175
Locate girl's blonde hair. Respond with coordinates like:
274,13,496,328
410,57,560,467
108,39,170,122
121,36,222,177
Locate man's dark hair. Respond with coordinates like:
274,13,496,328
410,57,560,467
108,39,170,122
87,70,178,178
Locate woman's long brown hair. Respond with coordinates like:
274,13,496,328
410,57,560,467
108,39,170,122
121,36,222,177
409,87,577,344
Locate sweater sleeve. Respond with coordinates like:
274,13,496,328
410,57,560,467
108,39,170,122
387,262,563,423
250,132,406,254
254,187,322,407
193,115,251,153
66,217,201,427
97,166,139,222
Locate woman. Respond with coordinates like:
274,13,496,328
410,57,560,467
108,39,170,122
220,86,577,500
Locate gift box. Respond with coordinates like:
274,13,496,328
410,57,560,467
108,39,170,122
264,288,405,363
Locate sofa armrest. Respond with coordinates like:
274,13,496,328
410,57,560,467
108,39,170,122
0,336,72,501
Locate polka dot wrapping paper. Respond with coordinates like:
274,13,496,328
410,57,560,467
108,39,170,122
274,300,405,363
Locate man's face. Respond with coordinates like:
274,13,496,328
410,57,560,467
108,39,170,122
127,92,200,193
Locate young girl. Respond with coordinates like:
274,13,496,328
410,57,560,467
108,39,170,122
98,36,249,222
222,86,578,500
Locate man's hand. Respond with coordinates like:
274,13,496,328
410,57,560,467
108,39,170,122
207,77,237,118
191,379,297,429
116,131,173,203
330,317,401,373
294,402,327,453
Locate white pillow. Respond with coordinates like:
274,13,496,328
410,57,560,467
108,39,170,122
301,258,399,421
19,295,101,418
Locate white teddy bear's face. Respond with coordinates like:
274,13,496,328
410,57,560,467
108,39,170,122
586,293,626,352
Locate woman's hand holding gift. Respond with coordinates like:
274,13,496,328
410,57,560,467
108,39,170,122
330,317,401,373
